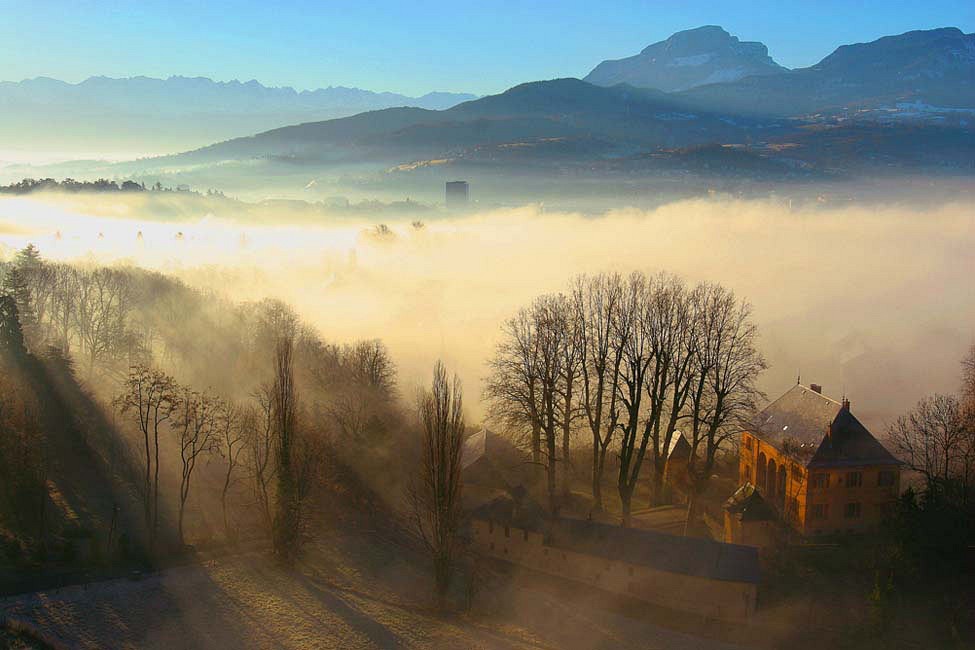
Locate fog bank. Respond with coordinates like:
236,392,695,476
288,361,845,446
2,194,972,429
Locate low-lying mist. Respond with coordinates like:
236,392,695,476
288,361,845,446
2,192,972,430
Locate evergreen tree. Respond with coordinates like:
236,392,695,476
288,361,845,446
0,294,26,357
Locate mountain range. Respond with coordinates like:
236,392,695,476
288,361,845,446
0,76,476,157
678,27,975,115
160,27,973,180
5,26,974,189
585,25,786,92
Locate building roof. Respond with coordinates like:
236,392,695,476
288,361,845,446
807,407,901,468
469,494,550,532
462,428,524,469
666,432,693,461
471,495,760,584
752,384,899,468
724,483,776,522
550,519,760,584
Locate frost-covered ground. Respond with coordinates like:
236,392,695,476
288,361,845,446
1,531,742,650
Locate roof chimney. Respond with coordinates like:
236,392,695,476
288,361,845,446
810,383,822,394
841,397,850,411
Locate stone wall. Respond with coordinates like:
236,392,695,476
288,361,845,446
470,519,757,622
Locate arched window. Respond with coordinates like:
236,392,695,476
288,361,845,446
757,452,768,489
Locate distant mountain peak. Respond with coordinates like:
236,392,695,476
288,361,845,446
585,25,786,92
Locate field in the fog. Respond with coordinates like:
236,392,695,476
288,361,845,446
1,190,973,430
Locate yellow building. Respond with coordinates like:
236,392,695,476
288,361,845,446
730,383,901,539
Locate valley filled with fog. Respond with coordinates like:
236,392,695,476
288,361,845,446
2,190,971,432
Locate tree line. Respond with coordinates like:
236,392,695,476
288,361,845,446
0,245,400,565
486,271,766,527
0,178,199,195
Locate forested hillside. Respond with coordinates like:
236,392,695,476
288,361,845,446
0,244,406,577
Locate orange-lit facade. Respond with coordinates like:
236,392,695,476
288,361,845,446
734,384,901,537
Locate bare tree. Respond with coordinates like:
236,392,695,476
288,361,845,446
244,385,276,537
172,388,218,546
531,295,570,513
642,274,698,506
410,361,465,610
74,268,133,377
47,264,79,353
963,344,975,423
557,295,584,497
344,339,396,393
485,307,543,463
889,394,974,498
115,365,178,547
215,400,246,540
272,334,301,565
615,273,654,526
683,284,766,533
572,273,624,511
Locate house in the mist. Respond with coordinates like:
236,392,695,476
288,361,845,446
726,383,902,544
469,495,760,621
661,432,694,503
461,428,539,511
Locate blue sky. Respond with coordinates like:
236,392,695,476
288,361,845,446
2,0,972,96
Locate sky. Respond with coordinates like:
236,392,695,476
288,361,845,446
1,0,973,96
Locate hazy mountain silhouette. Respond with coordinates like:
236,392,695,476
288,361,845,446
585,26,786,92
0,76,476,157
172,78,779,165
678,28,975,115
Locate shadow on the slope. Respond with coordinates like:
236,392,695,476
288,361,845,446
294,572,405,649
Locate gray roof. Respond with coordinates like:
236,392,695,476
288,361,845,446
666,432,693,461
754,384,841,448
471,495,760,584
550,519,760,584
807,407,901,468
753,384,900,468
469,494,550,532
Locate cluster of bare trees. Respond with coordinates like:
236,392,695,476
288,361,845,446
115,367,226,547
114,337,324,555
487,272,766,526
2,245,141,376
888,344,975,504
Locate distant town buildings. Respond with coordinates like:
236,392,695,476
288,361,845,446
445,180,469,208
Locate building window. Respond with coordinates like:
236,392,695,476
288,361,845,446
811,503,828,520
488,520,493,533
743,435,753,450
791,464,803,482
489,542,495,550
504,525,510,538
811,473,829,488
628,567,634,577
844,502,862,519
523,529,529,541
877,470,895,487
846,471,863,488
